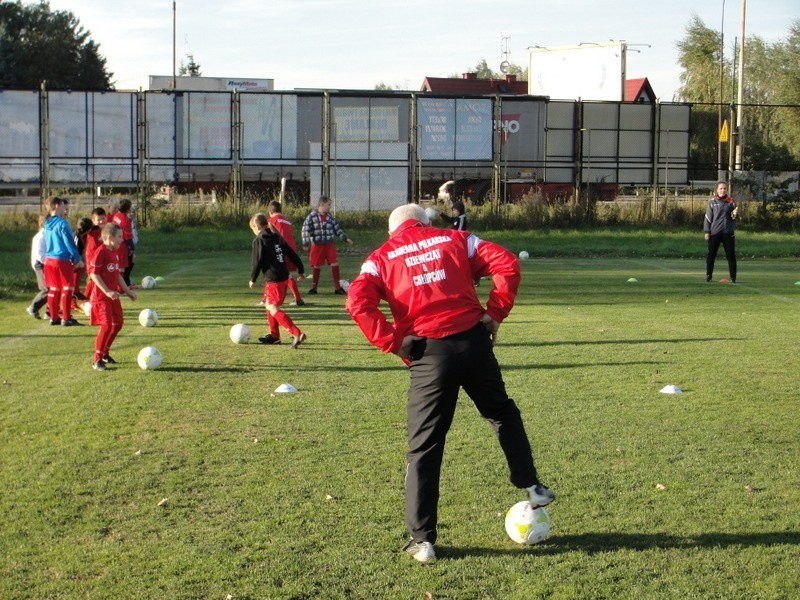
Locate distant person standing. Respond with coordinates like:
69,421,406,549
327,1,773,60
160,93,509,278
301,196,353,295
268,200,305,306
43,197,84,326
441,200,468,231
704,181,738,283
26,214,49,319
110,199,136,286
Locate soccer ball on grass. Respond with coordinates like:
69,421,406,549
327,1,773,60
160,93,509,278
518,251,530,260
230,323,251,344
505,501,551,545
141,276,156,289
137,346,163,370
138,308,158,327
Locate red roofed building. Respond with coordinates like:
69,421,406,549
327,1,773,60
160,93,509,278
625,77,656,103
421,72,529,95
421,73,657,102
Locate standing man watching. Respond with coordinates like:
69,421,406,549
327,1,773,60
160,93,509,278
346,203,555,564
301,196,353,295
43,197,84,326
704,181,739,283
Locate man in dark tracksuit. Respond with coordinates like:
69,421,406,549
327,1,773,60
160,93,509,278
346,203,555,563
704,181,739,283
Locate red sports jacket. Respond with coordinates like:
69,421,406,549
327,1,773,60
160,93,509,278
346,219,520,356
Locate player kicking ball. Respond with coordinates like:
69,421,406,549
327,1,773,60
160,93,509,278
249,213,307,349
87,223,137,371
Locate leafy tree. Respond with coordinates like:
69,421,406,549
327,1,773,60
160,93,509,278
178,53,202,77
0,0,112,90
675,14,731,103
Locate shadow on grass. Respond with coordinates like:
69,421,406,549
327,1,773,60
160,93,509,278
500,337,743,347
440,531,800,559
156,366,254,373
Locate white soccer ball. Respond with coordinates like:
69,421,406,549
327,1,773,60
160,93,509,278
141,276,156,289
137,346,163,370
505,501,551,545
518,251,530,260
138,308,158,327
424,207,439,221
82,302,92,318
230,323,251,344
338,279,350,292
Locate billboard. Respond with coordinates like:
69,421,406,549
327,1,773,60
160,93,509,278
528,43,626,101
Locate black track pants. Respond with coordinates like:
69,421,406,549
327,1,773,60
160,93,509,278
404,323,539,544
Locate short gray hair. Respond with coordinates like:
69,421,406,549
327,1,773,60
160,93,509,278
388,204,429,233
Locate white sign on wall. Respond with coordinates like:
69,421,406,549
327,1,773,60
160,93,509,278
528,43,626,101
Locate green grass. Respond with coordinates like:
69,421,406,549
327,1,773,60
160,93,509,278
1,230,799,599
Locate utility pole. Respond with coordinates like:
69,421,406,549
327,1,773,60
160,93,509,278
717,0,726,182
734,0,747,171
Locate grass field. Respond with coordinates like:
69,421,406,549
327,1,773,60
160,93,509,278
1,228,799,599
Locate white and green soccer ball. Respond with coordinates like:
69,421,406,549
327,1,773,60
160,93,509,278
138,308,158,327
518,250,530,260
505,501,551,545
230,323,251,344
141,275,156,289
137,346,163,370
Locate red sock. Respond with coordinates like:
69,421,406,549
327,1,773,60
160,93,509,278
288,277,302,301
61,288,74,320
267,313,279,338
332,265,342,289
47,289,61,320
273,310,300,336
312,268,321,288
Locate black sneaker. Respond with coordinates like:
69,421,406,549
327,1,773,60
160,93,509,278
706,275,712,282
92,360,107,371
307,287,318,295
290,299,305,306
74,291,88,301
50,319,62,326
102,355,118,365
61,318,82,326
333,288,347,295
258,334,281,344
402,539,436,563
291,332,307,349
26,305,41,319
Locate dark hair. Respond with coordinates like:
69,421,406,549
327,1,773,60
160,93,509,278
452,201,465,215
91,207,106,217
118,199,132,213
268,200,282,213
48,196,68,209
75,217,93,236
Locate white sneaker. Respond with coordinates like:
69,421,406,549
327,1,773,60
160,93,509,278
402,540,436,563
526,483,556,508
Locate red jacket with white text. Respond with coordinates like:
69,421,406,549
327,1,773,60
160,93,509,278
345,219,520,356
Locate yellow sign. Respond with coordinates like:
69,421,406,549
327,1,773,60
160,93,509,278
719,120,730,143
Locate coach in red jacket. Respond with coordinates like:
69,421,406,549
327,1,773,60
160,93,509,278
346,203,555,563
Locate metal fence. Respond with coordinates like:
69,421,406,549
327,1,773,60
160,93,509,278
0,88,693,211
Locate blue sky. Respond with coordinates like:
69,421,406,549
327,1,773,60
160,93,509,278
46,0,798,99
